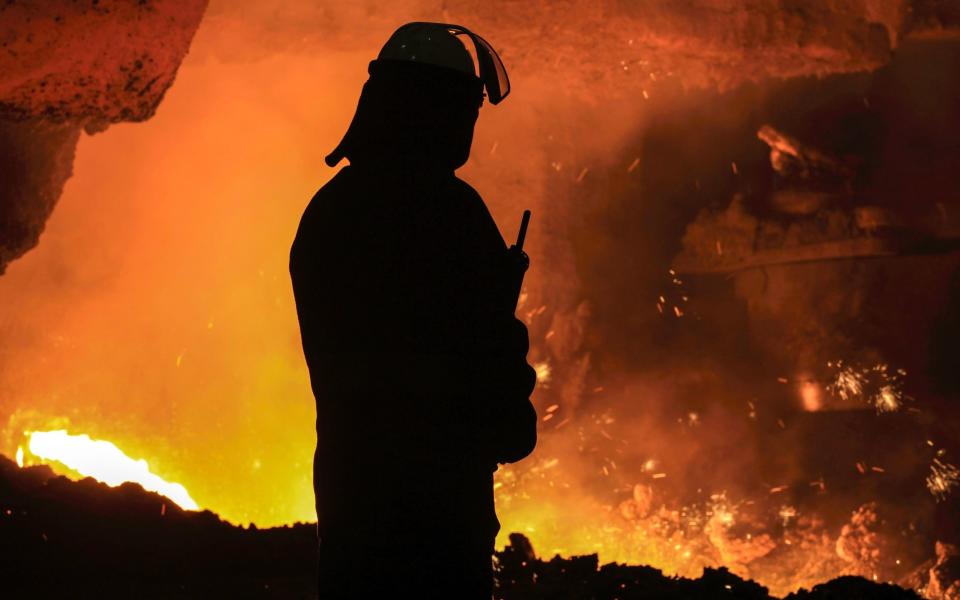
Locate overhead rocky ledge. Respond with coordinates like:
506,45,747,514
0,0,207,273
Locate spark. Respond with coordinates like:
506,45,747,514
517,291,528,308
26,430,199,510
875,385,900,413
827,361,905,413
831,364,863,401
711,500,735,526
778,505,797,526
15,446,24,467
927,457,959,502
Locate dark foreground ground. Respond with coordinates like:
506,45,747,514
0,456,922,599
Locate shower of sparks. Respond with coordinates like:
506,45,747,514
26,430,199,510
658,269,692,319
497,417,915,599
875,385,900,413
828,361,864,401
826,361,905,413
708,494,736,526
926,456,960,502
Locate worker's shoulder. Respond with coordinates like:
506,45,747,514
448,174,482,198
448,174,488,203
447,175,493,217
297,167,357,226
449,175,505,247
291,168,354,257
308,166,355,205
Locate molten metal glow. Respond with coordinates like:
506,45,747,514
26,430,199,510
800,381,822,411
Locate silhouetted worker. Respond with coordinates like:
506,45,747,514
289,23,537,599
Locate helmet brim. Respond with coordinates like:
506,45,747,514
388,22,511,105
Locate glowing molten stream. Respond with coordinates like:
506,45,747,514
23,430,199,511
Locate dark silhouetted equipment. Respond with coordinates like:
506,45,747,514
508,209,531,310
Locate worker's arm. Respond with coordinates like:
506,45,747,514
473,315,538,464
464,199,538,466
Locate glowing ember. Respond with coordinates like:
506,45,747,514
800,381,823,411
533,361,552,386
25,430,199,510
778,505,798,526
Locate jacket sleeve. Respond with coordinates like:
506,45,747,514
462,184,538,465
474,317,538,464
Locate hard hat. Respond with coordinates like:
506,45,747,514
374,22,511,105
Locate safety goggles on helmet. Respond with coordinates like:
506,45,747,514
378,22,511,105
